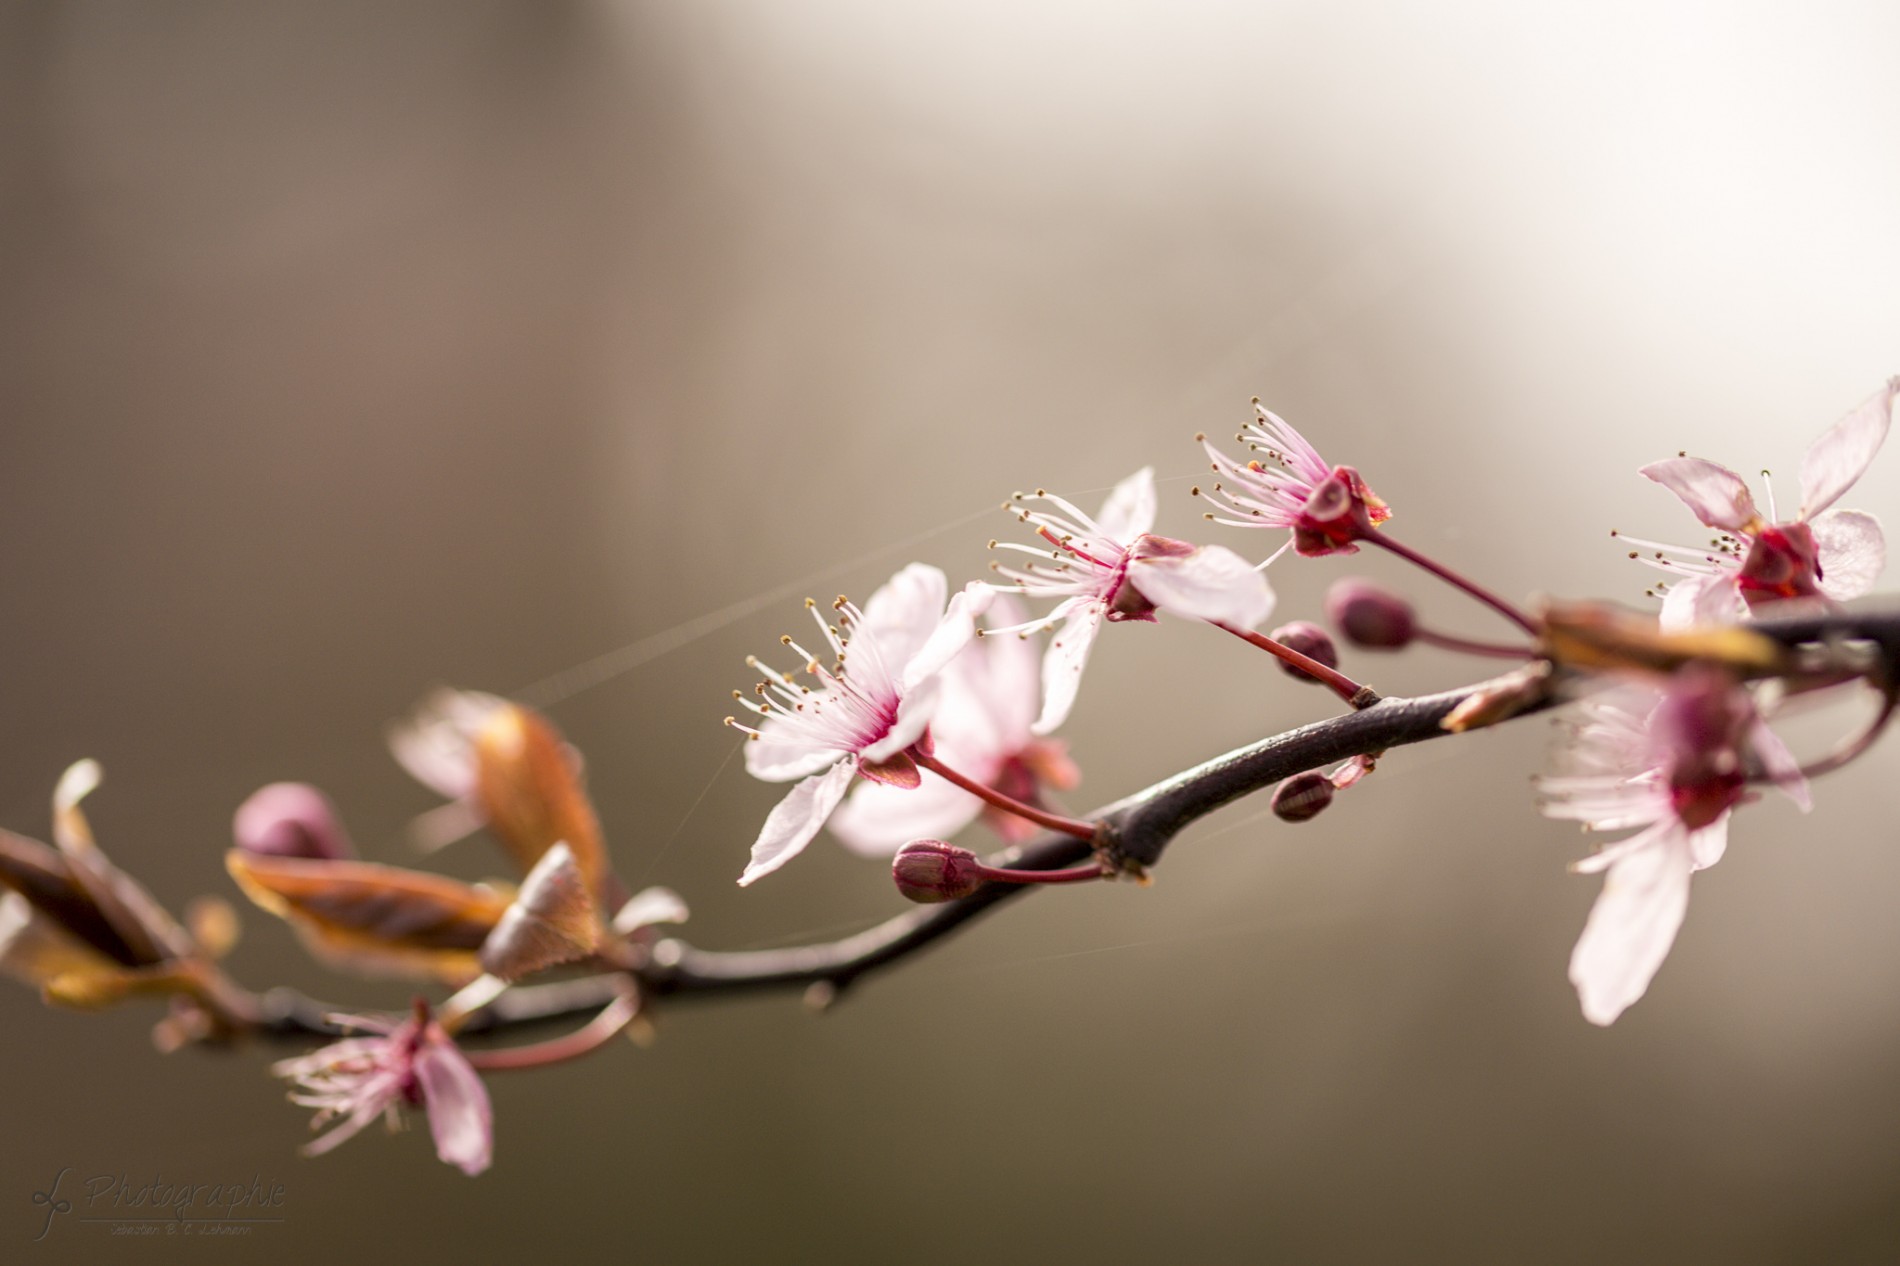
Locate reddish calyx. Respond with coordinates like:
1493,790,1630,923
1292,465,1390,557
1736,522,1824,606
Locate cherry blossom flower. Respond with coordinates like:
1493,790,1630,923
828,593,1080,854
387,688,510,851
1194,400,1390,559
1622,380,1894,628
726,563,989,885
989,468,1273,734
1536,671,1808,1025
273,1000,493,1175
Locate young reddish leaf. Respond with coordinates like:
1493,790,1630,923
0,829,147,967
50,761,196,966
472,705,609,897
479,842,599,981
1540,601,1788,678
0,892,130,988
226,852,512,984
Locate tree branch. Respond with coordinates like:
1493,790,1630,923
251,605,1900,1043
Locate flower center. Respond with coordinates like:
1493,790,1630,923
1736,523,1824,603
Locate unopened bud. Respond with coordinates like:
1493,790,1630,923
1268,621,1339,680
1325,579,1415,649
892,840,984,903
233,783,356,861
1271,771,1335,822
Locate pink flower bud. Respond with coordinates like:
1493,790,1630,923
1267,621,1339,680
1325,578,1416,649
1270,771,1335,822
892,840,985,903
233,783,355,861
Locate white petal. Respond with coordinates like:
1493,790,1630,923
858,563,949,678
1687,818,1729,870
388,689,508,801
1570,817,1672,875
980,593,1041,741
1808,508,1886,601
828,773,984,857
1032,605,1103,736
1657,572,1744,631
612,886,690,934
902,581,995,691
1568,826,1696,1026
1095,467,1157,542
1639,457,1760,532
861,674,940,763
407,799,485,855
1747,718,1811,813
1127,545,1276,629
1799,379,1894,518
738,761,858,886
744,729,849,783
939,591,1040,752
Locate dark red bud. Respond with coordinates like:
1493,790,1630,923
1267,621,1339,680
892,840,985,903
1270,772,1335,823
232,783,355,861
1325,578,1416,649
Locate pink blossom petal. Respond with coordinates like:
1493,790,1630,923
1126,544,1276,629
1093,467,1157,542
1687,818,1730,870
1799,379,1895,518
902,582,995,691
738,761,858,886
1747,719,1811,813
1570,817,1672,875
1657,571,1745,631
1807,508,1886,601
1568,824,1695,1026
744,730,849,784
933,592,1039,756
829,773,985,857
414,1038,494,1177
1032,604,1102,736
858,563,950,677
1639,457,1760,532
387,689,505,801
861,675,940,764
611,886,690,935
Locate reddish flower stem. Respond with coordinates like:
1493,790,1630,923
1412,627,1534,660
1363,532,1538,634
462,989,640,1072
1759,684,1898,781
975,861,1106,886
909,749,1098,841
1212,621,1379,708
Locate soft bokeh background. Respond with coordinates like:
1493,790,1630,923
3,2,1899,1262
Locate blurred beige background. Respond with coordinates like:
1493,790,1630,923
3,2,1899,1262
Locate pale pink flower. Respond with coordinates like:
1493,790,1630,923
1623,380,1894,628
1195,401,1390,558
387,688,511,851
727,563,988,885
1536,672,1808,1025
990,468,1274,734
828,593,1080,854
273,1001,493,1176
